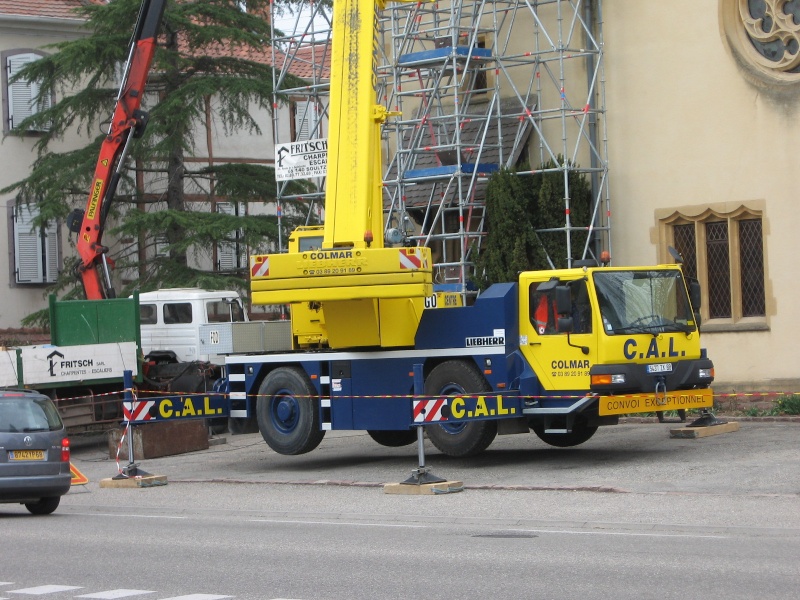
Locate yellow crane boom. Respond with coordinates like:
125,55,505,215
251,0,433,348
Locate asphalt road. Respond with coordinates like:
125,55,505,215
2,421,799,600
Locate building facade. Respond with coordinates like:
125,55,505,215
0,0,293,332
2,0,796,392
603,1,796,392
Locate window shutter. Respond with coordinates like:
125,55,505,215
294,100,318,141
216,202,245,271
13,204,44,283
7,53,50,131
44,219,59,283
154,234,169,258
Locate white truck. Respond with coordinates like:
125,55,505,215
0,288,249,433
137,288,248,365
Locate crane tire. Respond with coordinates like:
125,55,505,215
424,360,497,457
367,430,418,447
529,417,598,447
227,416,259,435
256,366,325,455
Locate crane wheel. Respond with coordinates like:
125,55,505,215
256,366,325,455
424,360,497,457
367,430,417,447
529,417,598,448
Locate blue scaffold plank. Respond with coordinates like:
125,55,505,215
398,46,493,67
405,163,499,180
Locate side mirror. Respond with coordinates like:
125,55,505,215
555,285,572,316
688,279,701,310
557,316,574,333
688,278,702,327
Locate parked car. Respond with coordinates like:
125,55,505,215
0,390,71,515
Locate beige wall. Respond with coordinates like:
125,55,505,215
604,1,799,389
0,15,282,330
0,17,87,330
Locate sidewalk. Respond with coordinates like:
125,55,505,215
68,420,800,496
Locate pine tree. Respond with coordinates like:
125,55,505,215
2,0,314,314
527,159,593,269
474,159,593,289
474,168,543,288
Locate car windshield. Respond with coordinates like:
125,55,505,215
0,396,63,433
593,270,696,335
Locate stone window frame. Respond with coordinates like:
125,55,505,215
655,200,769,333
720,0,800,85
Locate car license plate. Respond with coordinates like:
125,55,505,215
9,450,45,461
646,363,673,374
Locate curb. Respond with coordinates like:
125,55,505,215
620,415,800,424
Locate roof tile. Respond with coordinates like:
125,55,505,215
0,0,97,21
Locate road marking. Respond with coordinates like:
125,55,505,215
249,519,427,528
76,590,155,599
501,528,728,539
68,513,187,520
7,585,83,594
1,585,247,600
158,596,233,600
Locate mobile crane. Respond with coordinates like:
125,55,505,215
85,0,715,458
224,0,716,456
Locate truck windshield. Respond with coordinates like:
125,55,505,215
593,270,696,335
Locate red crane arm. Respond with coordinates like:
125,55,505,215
72,0,167,299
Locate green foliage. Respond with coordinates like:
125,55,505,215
774,394,800,415
474,158,593,289
2,0,308,306
474,169,544,288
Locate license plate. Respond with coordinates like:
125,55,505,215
9,450,45,461
598,388,713,416
646,363,673,374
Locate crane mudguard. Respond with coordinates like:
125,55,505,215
72,0,167,299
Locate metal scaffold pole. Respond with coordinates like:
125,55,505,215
271,0,610,286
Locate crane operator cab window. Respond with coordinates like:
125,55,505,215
530,279,592,335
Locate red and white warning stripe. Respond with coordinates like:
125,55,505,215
399,248,424,270
251,255,270,278
413,398,448,423
123,399,155,422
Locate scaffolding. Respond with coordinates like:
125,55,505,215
271,0,610,299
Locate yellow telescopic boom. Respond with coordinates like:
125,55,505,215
251,0,432,348
324,0,387,251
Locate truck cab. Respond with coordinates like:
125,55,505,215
518,265,714,435
137,288,247,364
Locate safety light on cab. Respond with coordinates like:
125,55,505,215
591,373,626,386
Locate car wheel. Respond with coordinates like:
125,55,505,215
25,496,61,515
